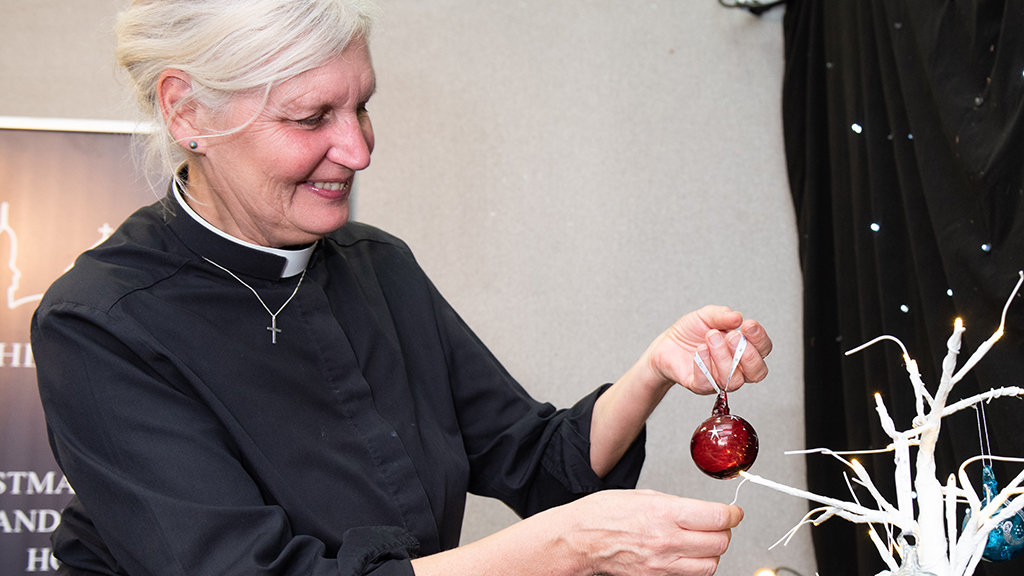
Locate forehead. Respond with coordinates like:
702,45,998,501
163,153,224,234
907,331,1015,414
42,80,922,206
269,42,376,108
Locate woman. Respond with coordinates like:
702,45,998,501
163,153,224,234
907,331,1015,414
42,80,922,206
32,1,773,575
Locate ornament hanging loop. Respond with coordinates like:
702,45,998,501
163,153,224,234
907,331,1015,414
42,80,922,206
693,332,747,394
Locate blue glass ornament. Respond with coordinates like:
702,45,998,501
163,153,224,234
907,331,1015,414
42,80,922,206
962,465,1024,562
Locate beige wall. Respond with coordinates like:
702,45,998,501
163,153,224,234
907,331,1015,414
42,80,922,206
1,1,817,574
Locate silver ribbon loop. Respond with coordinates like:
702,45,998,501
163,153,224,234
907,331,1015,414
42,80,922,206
693,332,747,393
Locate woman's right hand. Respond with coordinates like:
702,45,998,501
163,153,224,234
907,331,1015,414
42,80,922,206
412,489,742,576
560,489,742,576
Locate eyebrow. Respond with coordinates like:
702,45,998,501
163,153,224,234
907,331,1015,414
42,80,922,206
278,78,377,116
364,75,378,101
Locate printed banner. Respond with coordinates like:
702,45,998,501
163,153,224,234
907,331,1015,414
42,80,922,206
0,126,155,573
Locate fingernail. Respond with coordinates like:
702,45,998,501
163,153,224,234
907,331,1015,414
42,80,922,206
708,331,724,347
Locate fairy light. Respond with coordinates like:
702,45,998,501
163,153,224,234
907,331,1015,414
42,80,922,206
754,568,807,576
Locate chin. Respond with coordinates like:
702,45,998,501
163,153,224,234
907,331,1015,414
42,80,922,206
290,203,350,238
302,213,350,241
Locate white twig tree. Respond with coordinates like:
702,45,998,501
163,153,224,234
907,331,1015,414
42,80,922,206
740,271,1024,576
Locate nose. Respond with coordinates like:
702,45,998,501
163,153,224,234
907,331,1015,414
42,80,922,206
326,113,374,171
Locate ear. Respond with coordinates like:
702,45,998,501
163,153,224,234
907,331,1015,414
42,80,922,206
157,69,201,151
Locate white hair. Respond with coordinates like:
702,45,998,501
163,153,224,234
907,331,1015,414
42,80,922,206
115,0,379,181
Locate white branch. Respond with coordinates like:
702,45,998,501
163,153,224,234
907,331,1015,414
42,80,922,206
845,335,910,357
849,459,900,518
867,526,900,572
945,474,958,570
768,507,834,549
739,471,909,529
950,272,1023,387
786,446,900,457
941,387,1024,418
938,319,964,391
957,465,983,524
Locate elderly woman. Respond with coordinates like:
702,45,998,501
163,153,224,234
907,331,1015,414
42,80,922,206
32,1,773,575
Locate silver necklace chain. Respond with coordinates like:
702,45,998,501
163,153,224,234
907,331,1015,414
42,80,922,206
203,257,306,344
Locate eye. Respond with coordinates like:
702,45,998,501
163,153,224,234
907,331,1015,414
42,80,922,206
294,112,328,129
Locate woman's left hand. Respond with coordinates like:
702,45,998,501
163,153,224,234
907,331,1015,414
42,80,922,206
590,305,772,477
644,305,772,395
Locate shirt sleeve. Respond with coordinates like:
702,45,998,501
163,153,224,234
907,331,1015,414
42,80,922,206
32,302,418,576
428,283,646,518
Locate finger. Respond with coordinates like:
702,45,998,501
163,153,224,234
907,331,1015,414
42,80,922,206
691,345,721,395
705,329,738,391
740,319,773,358
729,330,768,384
669,556,722,576
695,305,743,332
673,499,744,531
671,528,733,560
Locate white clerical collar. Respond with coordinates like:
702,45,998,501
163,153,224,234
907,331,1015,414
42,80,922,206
173,180,313,278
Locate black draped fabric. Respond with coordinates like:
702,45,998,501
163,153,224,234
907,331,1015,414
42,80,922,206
782,1,1024,574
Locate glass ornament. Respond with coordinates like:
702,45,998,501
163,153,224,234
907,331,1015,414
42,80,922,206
878,538,938,576
690,391,758,479
962,464,1024,562
689,335,758,479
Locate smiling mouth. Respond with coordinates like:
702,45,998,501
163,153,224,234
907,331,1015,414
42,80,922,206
309,181,350,192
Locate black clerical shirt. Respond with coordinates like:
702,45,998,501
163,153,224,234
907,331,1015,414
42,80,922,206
32,192,645,576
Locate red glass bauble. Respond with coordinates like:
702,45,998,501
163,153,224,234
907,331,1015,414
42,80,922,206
690,392,758,479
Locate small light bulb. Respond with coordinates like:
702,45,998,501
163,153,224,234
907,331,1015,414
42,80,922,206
851,123,863,134
755,570,777,576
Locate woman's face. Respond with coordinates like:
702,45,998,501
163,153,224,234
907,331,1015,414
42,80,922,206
188,40,376,248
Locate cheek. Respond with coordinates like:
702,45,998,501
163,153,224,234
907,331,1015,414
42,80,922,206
274,139,330,178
